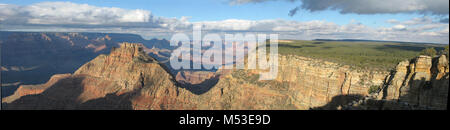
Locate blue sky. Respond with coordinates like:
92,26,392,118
0,0,429,27
0,0,448,43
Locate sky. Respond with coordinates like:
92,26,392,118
0,0,449,44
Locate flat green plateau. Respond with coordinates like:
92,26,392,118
274,40,448,71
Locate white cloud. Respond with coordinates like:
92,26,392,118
386,19,400,24
387,17,448,33
196,19,257,31
441,26,449,33
190,18,448,43
387,17,436,25
0,2,448,44
1,2,152,25
402,17,434,25
230,0,449,15
231,19,446,43
393,24,407,31
301,0,449,15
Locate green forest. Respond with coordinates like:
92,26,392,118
273,40,448,71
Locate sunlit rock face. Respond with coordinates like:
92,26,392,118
0,32,153,98
2,43,184,110
205,55,388,110
2,43,447,110
380,55,449,110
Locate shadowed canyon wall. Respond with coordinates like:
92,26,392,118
2,43,448,110
0,32,169,98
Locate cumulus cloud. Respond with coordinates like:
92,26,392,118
28,2,151,24
300,0,448,15
387,17,436,25
191,18,448,43
0,2,155,25
230,0,449,16
194,19,341,33
386,16,448,33
392,24,407,31
0,2,196,40
0,2,448,44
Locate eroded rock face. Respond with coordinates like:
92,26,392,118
176,71,217,85
0,32,172,99
206,55,388,109
0,32,141,98
2,43,184,109
2,74,72,104
0,43,389,110
380,55,449,110
2,43,447,110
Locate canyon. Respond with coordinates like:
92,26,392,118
0,32,169,98
2,40,448,110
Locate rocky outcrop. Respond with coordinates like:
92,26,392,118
276,55,387,109
205,55,388,109
0,32,125,98
2,43,185,109
2,43,447,110
2,74,72,104
379,55,449,109
312,55,449,110
175,71,219,86
0,32,171,98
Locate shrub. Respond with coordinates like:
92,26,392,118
368,85,380,94
445,45,449,53
443,45,449,55
445,45,449,61
420,47,437,57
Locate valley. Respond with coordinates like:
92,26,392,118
1,32,448,110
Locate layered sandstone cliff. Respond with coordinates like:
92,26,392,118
2,43,447,110
198,55,389,110
2,43,185,109
0,32,170,98
378,55,449,109
313,55,449,110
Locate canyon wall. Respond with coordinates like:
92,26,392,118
2,43,190,109
0,32,129,97
378,55,449,109
2,43,447,110
0,32,171,98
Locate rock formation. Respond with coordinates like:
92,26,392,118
2,43,186,109
378,55,449,109
313,55,449,110
0,32,122,98
2,43,448,110
0,32,170,98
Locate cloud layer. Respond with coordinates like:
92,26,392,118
194,18,448,44
231,0,449,15
300,0,449,15
0,2,448,44
0,2,153,25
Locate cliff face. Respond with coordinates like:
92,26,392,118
191,55,388,110
314,55,449,110
2,43,186,109
379,55,449,109
273,55,387,109
0,32,130,98
2,43,447,110
0,32,170,98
